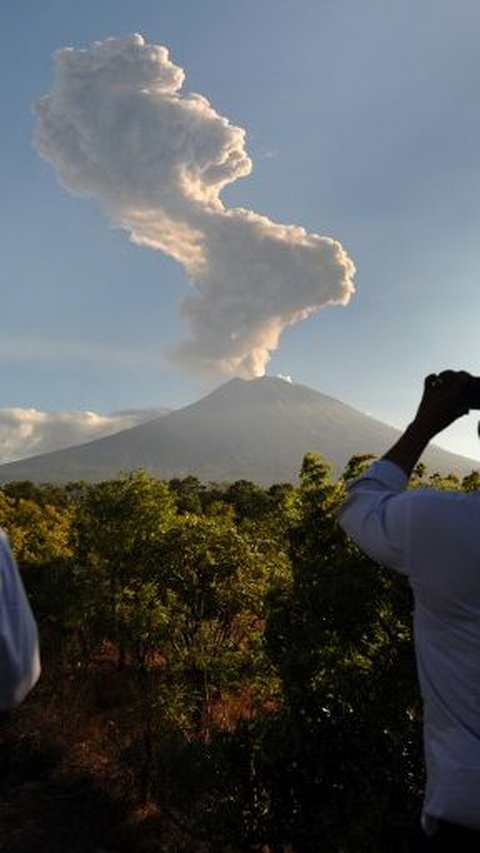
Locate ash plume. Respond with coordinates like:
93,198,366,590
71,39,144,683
35,34,355,377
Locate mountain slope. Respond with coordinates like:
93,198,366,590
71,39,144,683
0,377,478,484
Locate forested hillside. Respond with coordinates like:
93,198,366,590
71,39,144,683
1,456,475,852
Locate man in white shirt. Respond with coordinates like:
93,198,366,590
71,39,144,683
0,530,40,710
339,370,480,850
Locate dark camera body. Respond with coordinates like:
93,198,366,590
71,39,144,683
465,377,480,409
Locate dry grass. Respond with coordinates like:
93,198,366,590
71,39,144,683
0,657,284,853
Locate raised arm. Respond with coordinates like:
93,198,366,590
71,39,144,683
382,370,471,477
338,371,472,571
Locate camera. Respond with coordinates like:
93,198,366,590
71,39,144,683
465,376,480,409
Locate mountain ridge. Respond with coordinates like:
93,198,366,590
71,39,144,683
0,377,478,484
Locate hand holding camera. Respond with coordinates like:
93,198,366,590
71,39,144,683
413,370,474,440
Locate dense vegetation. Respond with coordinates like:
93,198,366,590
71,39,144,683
1,456,476,852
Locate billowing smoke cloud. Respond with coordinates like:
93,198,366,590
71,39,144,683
35,34,355,377
0,407,167,463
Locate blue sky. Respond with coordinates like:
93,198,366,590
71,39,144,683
3,0,480,460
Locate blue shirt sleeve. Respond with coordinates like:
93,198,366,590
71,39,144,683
338,459,412,573
0,532,41,710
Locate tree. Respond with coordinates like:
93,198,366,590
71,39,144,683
73,470,177,666
168,475,204,515
150,515,280,739
224,480,273,521
263,452,422,851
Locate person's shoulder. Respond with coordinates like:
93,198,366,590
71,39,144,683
404,486,467,507
408,486,471,501
402,486,476,523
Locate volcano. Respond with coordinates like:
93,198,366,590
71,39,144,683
0,377,477,484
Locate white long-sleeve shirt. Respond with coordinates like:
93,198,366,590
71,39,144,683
0,531,40,710
339,459,480,832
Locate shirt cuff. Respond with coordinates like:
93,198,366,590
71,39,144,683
360,459,409,491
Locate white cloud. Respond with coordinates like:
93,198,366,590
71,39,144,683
0,407,167,463
35,34,355,378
